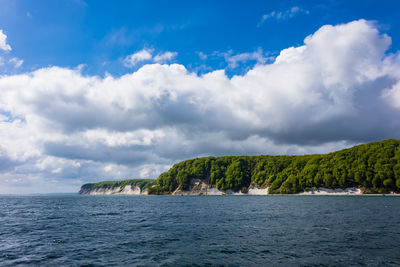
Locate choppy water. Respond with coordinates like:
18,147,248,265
1,195,400,266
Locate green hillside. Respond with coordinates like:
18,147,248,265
148,139,400,194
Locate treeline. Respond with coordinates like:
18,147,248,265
148,139,400,194
80,179,156,193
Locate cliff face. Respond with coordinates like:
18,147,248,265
171,179,269,196
78,179,155,195
78,179,388,195
169,180,364,195
79,185,148,195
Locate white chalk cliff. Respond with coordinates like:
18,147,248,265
171,179,269,195
79,185,148,195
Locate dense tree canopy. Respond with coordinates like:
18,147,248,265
148,139,400,194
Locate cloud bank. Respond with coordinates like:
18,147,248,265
1,20,400,193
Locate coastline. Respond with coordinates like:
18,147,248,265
79,184,400,196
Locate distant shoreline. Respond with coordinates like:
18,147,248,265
78,184,400,196
2,193,399,196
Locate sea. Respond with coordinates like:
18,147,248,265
1,195,400,266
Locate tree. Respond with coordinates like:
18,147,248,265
224,158,250,191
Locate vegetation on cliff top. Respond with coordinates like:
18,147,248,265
148,139,400,195
80,179,156,192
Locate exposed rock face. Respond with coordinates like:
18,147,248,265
79,180,370,196
171,179,223,195
79,185,147,195
246,182,269,195
171,179,269,196
298,187,362,195
169,181,366,196
247,188,269,195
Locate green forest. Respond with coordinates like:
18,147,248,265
148,139,400,194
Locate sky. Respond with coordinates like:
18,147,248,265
1,0,400,193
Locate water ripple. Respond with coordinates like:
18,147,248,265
0,195,400,266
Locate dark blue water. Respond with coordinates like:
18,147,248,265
1,195,400,266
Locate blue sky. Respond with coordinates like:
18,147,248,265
1,0,400,76
1,0,400,193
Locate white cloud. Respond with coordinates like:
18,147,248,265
0,30,11,52
139,164,170,178
384,80,400,108
219,48,272,69
0,30,24,70
257,6,309,27
123,48,177,67
154,51,177,63
9,57,23,68
123,48,153,67
0,20,400,193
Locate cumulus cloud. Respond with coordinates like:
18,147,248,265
257,6,309,27
0,19,400,193
0,30,12,52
